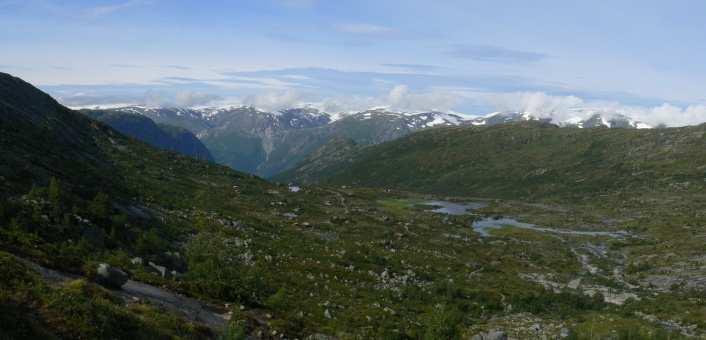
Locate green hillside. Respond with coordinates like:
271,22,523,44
280,121,706,201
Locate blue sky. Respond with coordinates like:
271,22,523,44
3,0,706,125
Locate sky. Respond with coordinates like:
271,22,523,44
3,0,706,126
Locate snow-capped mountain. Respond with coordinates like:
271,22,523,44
469,109,651,129
350,109,464,129
469,111,546,126
87,105,463,177
88,104,651,177
104,105,334,133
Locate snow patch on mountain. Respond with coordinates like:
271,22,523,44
92,104,651,131
469,109,651,129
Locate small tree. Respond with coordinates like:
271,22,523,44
0,199,6,224
136,229,166,255
88,192,110,220
265,287,288,310
26,184,45,201
422,304,463,340
48,177,62,206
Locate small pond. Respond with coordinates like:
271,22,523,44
422,200,486,215
422,200,628,238
471,217,629,238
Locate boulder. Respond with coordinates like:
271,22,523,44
95,263,128,289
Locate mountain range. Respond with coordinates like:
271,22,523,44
93,106,463,176
91,105,651,178
469,109,651,129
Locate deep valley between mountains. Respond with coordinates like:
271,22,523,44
2,72,706,339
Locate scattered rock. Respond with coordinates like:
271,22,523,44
529,323,542,333
130,257,143,265
95,263,128,289
306,334,338,340
148,261,169,278
471,330,507,340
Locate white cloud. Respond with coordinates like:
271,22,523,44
385,85,460,112
175,91,221,107
476,91,706,127
484,92,584,122
242,89,304,111
298,85,462,114
623,103,706,127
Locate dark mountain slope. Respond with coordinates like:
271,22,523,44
0,72,277,337
279,121,706,200
84,110,214,161
0,73,114,196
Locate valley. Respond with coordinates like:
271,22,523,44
5,2,706,339
1,72,705,339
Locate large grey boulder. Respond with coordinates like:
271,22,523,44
95,263,128,289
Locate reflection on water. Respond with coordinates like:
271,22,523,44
472,217,629,238
423,200,486,215
422,200,628,238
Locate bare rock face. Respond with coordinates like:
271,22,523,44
95,263,128,289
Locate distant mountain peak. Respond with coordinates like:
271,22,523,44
469,109,651,129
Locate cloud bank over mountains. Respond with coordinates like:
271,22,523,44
51,83,706,128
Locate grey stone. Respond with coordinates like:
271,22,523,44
95,263,128,289
148,261,169,278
